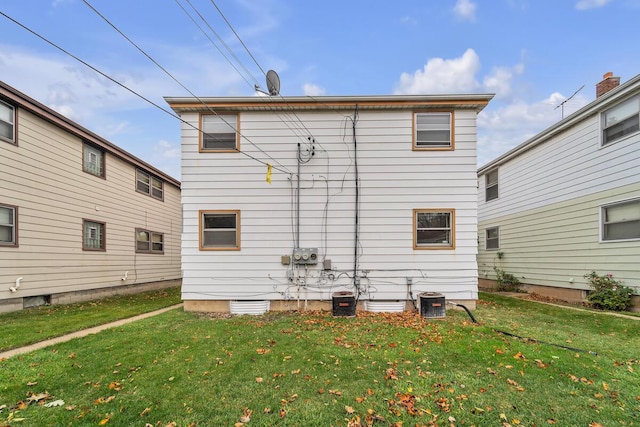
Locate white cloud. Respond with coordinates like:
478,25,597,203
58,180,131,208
482,61,525,99
394,48,481,94
303,83,326,96
155,140,181,159
575,0,612,9
453,0,477,21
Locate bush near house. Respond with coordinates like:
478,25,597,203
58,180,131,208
584,271,634,311
493,266,522,292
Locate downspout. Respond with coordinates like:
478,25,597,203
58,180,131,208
296,143,301,248
352,105,360,291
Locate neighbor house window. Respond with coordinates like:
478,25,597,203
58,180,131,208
485,169,499,201
0,99,16,144
136,169,164,200
601,198,640,241
83,219,105,251
200,210,240,250
486,226,500,250
413,209,455,249
136,229,164,254
413,112,453,150
0,204,17,247
602,95,640,146
201,114,239,151
83,143,105,177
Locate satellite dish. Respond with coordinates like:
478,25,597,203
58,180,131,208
266,70,280,96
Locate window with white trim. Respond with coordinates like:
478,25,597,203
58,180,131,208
601,199,640,241
485,169,499,201
83,219,105,251
83,143,105,177
200,210,240,250
136,229,164,254
602,95,640,146
0,204,17,246
136,169,164,200
0,99,15,144
413,112,453,149
201,114,239,151
413,209,455,249
486,226,500,250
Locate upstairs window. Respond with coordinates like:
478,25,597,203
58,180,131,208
136,169,164,200
601,198,640,241
413,112,453,150
485,169,499,201
486,226,500,250
200,210,240,250
201,114,239,151
602,95,640,145
83,143,105,177
136,229,164,254
83,219,105,251
0,99,16,145
0,204,17,247
413,209,455,249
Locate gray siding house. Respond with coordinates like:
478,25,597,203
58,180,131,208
477,72,640,310
0,81,182,313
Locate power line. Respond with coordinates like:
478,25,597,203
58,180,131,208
0,10,292,175
81,0,292,175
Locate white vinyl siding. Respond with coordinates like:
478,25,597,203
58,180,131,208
602,95,640,145
0,204,17,246
414,112,452,149
485,226,499,250
83,143,104,177
601,198,640,241
180,107,480,302
201,114,238,151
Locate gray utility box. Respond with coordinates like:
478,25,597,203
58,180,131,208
292,248,318,265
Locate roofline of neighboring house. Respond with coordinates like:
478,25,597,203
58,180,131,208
477,72,640,175
0,81,180,188
164,93,495,113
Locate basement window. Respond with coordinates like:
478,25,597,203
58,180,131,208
413,209,455,249
200,210,240,250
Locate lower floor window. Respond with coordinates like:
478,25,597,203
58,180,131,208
83,219,105,251
602,198,640,241
200,210,240,250
0,204,17,246
136,229,164,254
413,209,455,249
486,226,500,250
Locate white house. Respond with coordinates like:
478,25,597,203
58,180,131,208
166,94,493,313
477,72,640,310
0,81,182,313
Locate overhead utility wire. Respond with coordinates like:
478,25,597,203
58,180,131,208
81,0,292,175
0,11,291,175
208,0,322,149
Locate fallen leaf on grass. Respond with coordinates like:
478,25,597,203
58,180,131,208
345,405,355,414
255,377,263,383
239,408,253,423
26,381,38,386
589,423,605,427
140,407,151,416
98,416,110,425
108,382,122,391
27,392,49,403
44,400,64,407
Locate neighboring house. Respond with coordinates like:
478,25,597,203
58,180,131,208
166,93,493,313
0,81,182,313
477,72,640,310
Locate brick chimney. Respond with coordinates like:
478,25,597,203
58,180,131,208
596,72,620,97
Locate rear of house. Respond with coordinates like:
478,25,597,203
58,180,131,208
0,81,182,313
477,72,640,310
167,93,492,313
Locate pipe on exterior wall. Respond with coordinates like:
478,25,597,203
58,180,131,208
10,277,23,293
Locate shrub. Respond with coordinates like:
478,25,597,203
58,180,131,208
584,271,634,311
493,267,521,292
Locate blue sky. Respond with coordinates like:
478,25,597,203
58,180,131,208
2,0,639,180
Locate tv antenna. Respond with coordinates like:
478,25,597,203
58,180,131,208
554,84,584,119
255,70,281,96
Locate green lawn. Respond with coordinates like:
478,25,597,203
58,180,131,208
0,286,181,352
0,293,638,426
